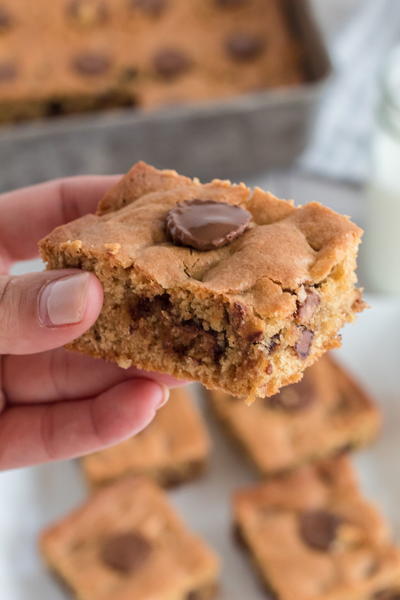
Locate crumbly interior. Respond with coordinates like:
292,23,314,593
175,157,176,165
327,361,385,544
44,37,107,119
39,162,364,401
43,246,360,400
82,388,210,488
209,356,380,476
233,458,400,600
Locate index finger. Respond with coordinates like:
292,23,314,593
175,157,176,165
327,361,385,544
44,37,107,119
0,175,119,266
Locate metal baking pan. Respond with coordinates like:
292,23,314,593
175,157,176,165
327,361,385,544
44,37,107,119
0,0,330,192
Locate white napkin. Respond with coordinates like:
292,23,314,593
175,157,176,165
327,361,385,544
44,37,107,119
301,0,400,183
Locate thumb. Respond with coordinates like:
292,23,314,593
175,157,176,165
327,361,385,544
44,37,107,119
0,270,103,355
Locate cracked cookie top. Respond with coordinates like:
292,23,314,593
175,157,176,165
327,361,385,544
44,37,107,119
41,162,363,320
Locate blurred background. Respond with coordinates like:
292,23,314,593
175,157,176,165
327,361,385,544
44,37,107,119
2,2,400,599
4,0,400,295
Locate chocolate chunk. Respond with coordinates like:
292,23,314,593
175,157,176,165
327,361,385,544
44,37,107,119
294,327,314,360
374,591,400,600
266,373,316,412
133,0,167,16
166,199,252,251
72,52,112,76
268,334,280,354
153,48,191,79
216,0,247,6
226,33,265,61
0,61,17,83
67,0,109,24
101,532,152,573
296,290,320,324
298,510,342,551
0,7,13,31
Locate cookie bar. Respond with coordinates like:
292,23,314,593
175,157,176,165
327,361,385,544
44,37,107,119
39,162,364,402
82,386,210,488
0,0,305,123
233,457,400,600
40,476,219,600
209,355,379,475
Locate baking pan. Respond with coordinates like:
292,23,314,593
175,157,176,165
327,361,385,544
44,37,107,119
0,0,330,192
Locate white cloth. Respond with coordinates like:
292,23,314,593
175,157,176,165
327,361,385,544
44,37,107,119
301,0,400,183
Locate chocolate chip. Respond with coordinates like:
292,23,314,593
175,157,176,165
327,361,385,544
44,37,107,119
132,0,167,16
294,327,314,360
72,52,112,76
216,0,247,6
266,374,316,412
374,591,400,600
153,48,191,79
46,100,64,117
267,334,280,354
298,510,342,551
101,532,152,573
166,199,252,251
67,0,109,24
296,290,320,324
226,33,265,61
0,61,17,83
0,7,13,31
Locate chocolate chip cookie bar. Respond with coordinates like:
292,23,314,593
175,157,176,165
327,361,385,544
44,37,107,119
40,476,219,600
82,387,210,488
233,457,400,600
39,162,364,402
0,0,305,122
209,355,379,475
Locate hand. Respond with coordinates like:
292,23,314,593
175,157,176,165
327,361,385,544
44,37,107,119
0,176,178,470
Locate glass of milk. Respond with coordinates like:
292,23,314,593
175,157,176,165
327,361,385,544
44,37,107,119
364,46,400,294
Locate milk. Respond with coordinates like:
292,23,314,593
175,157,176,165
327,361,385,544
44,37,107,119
363,47,400,294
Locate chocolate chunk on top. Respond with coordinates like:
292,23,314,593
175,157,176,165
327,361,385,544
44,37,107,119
295,327,314,360
67,0,109,24
101,532,152,573
133,0,167,16
226,33,265,61
72,52,112,76
0,61,17,83
166,199,252,251
153,48,191,79
0,6,13,31
266,373,316,412
299,510,342,552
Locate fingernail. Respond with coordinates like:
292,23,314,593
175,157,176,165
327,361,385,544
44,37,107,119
39,272,91,327
157,384,170,410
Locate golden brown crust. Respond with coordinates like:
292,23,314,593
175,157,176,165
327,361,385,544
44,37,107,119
233,458,400,600
41,161,362,318
40,476,219,600
208,355,380,476
82,386,210,488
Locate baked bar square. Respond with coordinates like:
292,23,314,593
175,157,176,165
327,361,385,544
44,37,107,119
40,476,219,600
82,386,210,488
233,457,400,600
208,355,379,476
40,161,364,401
